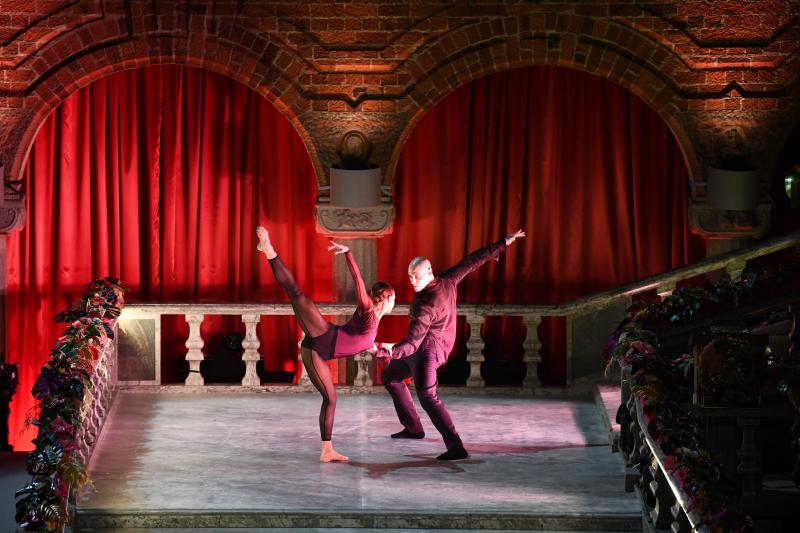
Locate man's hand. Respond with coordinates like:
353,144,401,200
375,342,394,358
505,229,526,245
328,240,350,254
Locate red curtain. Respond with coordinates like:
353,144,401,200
377,66,704,385
6,66,327,450
6,64,704,450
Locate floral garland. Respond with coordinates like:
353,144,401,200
15,277,125,532
612,317,754,532
603,267,775,531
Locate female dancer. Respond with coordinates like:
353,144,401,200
256,226,395,462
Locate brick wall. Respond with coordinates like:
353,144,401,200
0,0,798,194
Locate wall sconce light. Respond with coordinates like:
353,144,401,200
785,163,800,209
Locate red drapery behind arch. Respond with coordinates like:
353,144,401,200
377,66,704,385
6,66,328,450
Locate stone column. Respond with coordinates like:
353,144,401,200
465,314,485,388
334,238,376,385
184,314,205,386
240,314,261,387
315,148,394,386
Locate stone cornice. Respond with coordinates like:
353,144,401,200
0,199,26,234
687,199,772,239
314,203,394,238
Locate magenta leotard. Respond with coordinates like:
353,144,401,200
301,250,378,359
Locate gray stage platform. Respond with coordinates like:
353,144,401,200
76,390,641,531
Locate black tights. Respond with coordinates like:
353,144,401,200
301,347,336,441
269,256,336,440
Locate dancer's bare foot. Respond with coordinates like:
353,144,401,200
256,226,277,259
320,441,348,462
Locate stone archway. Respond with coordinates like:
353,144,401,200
1,37,319,190
386,12,700,190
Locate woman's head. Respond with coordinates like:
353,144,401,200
370,281,395,317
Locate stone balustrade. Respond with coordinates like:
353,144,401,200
76,319,120,465
116,230,800,390
118,303,546,389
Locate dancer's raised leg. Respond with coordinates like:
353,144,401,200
257,226,329,338
301,347,348,462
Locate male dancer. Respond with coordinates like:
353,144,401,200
376,229,525,460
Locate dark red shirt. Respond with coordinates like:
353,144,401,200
386,239,507,362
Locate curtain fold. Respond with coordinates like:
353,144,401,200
377,66,704,385
6,66,326,450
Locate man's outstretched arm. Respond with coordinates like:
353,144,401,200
440,229,525,284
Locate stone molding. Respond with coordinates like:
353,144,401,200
315,204,394,238
687,199,772,239
0,199,26,234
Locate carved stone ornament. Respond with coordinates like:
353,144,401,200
688,199,772,239
0,199,26,234
315,204,394,238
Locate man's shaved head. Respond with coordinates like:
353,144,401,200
407,256,434,292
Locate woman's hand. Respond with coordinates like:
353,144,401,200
505,229,526,245
374,342,394,358
328,240,350,254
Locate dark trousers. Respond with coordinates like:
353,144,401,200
380,351,463,451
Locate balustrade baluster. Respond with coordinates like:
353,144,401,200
241,314,261,387
522,315,542,388
465,314,485,387
184,314,205,386
650,465,677,529
353,350,372,386
670,501,691,533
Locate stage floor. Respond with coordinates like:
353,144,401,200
78,390,640,531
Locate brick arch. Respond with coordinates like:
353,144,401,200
4,45,322,189
388,15,699,188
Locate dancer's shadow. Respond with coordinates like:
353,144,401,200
464,441,607,455
346,442,606,479
347,454,483,479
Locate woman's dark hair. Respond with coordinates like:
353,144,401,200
370,281,395,305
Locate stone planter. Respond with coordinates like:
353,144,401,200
707,167,761,211
330,165,382,208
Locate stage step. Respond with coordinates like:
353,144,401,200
78,528,638,533
75,509,642,531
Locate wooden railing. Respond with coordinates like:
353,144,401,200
117,230,800,389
